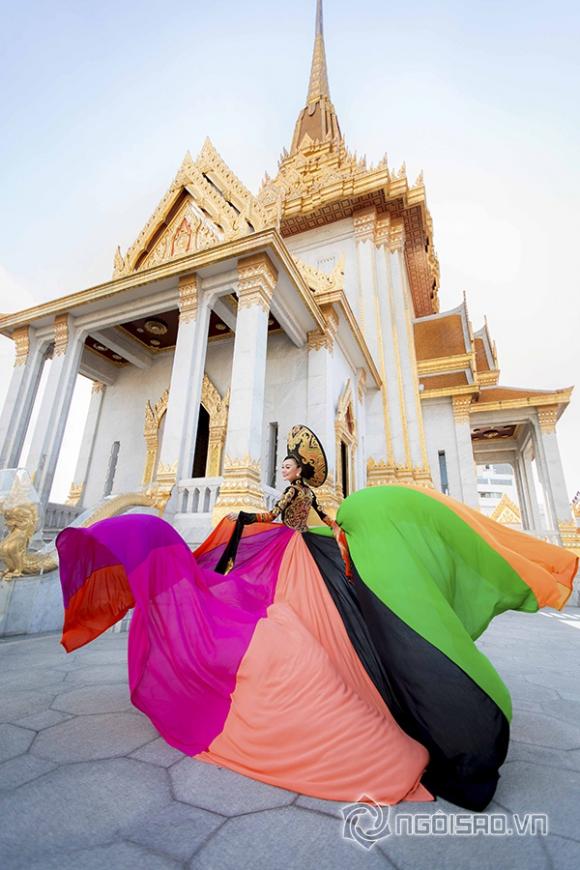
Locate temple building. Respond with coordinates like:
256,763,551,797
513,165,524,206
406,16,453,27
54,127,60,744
0,0,578,556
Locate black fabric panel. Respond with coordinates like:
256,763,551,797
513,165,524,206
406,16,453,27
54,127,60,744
303,532,509,812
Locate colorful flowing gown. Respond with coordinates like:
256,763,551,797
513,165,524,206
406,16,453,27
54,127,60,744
56,485,578,812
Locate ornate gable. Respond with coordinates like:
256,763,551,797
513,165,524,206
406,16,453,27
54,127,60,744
490,494,522,526
113,139,271,278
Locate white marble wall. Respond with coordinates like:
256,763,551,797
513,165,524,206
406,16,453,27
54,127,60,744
421,398,463,499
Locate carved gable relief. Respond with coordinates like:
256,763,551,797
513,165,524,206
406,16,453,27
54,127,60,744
113,139,272,279
140,199,223,272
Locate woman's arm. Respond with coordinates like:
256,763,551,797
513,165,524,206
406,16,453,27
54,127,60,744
234,485,298,525
311,493,352,580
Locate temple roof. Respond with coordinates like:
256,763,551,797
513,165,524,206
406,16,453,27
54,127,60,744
414,310,470,361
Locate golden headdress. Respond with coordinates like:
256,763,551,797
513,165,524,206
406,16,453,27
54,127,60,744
286,424,328,488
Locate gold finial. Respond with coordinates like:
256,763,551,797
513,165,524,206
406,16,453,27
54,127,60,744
290,0,342,155
307,0,330,105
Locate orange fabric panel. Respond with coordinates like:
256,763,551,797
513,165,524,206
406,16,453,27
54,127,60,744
408,486,578,611
198,533,432,805
60,565,134,652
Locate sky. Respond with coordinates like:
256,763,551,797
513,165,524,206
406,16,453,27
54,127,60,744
0,0,579,504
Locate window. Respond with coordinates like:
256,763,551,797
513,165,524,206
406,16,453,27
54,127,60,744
103,441,120,497
438,451,449,495
267,422,278,488
340,441,349,497
192,405,210,477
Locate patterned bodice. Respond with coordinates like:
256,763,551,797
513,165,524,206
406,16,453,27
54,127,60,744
266,480,329,533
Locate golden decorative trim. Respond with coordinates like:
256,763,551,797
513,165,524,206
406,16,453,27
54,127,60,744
353,207,377,242
402,278,431,473
369,249,394,462
212,455,266,520
417,353,475,376
452,395,472,422
357,368,366,403
375,214,391,247
476,370,501,387
335,380,357,497
13,326,30,367
178,274,199,323
202,376,229,476
143,389,169,486
366,459,433,488
537,405,559,434
114,139,270,277
292,254,344,294
237,253,278,311
558,520,580,549
306,303,338,352
490,494,522,525
388,220,406,253
65,483,83,506
469,389,572,414
384,246,412,468
0,230,325,338
53,315,69,357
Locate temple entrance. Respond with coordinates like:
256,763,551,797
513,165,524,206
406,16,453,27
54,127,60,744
192,405,210,477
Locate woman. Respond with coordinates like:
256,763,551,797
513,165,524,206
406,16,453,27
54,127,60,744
56,425,578,813
219,428,349,574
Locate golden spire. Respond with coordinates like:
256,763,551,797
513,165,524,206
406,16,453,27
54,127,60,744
290,0,342,155
306,0,330,105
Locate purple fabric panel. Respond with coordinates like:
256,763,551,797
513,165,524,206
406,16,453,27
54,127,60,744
56,514,293,755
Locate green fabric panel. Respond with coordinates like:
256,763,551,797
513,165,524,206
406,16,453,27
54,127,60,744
336,487,540,721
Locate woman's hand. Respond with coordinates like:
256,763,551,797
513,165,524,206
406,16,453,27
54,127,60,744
226,512,238,522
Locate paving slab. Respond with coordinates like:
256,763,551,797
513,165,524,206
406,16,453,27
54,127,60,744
0,607,579,869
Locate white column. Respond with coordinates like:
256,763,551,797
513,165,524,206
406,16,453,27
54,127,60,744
516,446,542,531
213,254,277,518
452,397,479,508
0,327,48,469
156,275,210,492
66,381,106,506
25,315,84,506
354,209,396,486
306,309,339,512
534,407,575,542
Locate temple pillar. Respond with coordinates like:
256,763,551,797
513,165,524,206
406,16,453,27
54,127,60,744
534,407,577,546
25,315,84,506
155,275,210,503
515,447,542,531
355,210,396,486
213,254,277,519
66,381,106,507
451,396,479,508
0,326,48,469
306,306,340,514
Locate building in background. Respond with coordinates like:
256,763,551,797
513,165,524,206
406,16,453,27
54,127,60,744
0,1,578,554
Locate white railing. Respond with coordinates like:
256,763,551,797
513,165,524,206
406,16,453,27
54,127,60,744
177,477,223,514
263,484,281,511
44,502,84,535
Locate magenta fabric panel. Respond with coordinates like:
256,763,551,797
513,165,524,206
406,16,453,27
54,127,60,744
56,514,293,754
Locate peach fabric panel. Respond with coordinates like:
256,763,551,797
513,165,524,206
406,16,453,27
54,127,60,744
407,486,578,610
198,534,432,805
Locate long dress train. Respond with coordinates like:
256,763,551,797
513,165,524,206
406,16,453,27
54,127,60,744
56,485,577,812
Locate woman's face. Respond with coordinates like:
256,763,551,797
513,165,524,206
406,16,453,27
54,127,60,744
281,457,301,482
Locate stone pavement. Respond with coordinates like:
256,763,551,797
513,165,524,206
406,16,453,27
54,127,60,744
1,608,580,870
